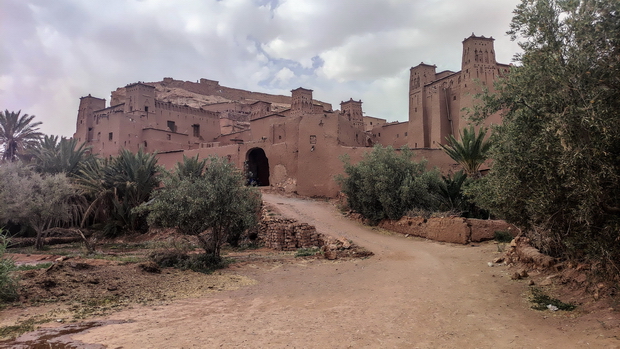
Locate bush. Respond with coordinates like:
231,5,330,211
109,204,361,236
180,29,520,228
149,250,230,274
0,234,18,303
337,146,442,224
468,0,620,276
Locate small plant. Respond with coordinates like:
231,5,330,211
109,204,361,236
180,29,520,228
15,262,53,271
295,247,321,257
0,233,19,303
494,230,513,243
529,287,577,311
149,250,231,273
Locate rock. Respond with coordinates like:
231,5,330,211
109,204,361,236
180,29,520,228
511,272,522,280
324,250,337,260
529,280,536,286
493,257,505,264
519,269,529,278
487,262,494,267
547,304,559,311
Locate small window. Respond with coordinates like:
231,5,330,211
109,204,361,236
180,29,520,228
167,120,176,132
144,141,147,148
378,133,381,137
192,124,200,137
405,132,408,137
397,134,399,138
167,134,171,140
310,135,317,144
453,95,457,101
278,135,282,140
145,106,149,112
108,132,113,141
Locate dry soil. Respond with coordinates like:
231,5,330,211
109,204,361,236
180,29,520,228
2,193,620,348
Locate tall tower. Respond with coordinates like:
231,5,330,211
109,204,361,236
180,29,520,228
74,95,106,143
408,63,437,148
340,98,363,129
290,87,314,117
124,82,156,114
458,34,498,133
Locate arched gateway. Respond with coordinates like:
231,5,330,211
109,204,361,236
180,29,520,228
246,148,270,186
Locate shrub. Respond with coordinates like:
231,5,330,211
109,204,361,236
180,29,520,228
337,146,442,224
0,233,18,303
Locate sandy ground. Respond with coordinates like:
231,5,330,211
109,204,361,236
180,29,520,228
4,193,620,348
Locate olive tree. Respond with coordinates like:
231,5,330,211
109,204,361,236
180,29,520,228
468,0,620,270
337,145,442,224
142,156,261,259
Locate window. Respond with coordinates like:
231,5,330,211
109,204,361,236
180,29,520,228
192,124,200,137
310,135,317,144
405,132,408,137
167,134,171,140
145,106,149,112
167,120,176,132
108,132,113,141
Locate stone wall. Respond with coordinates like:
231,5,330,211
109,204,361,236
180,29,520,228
378,216,517,244
258,211,325,251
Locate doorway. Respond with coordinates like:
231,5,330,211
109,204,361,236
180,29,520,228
246,148,270,186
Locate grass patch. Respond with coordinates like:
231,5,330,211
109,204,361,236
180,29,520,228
295,247,321,257
15,263,53,271
494,230,513,243
529,287,577,311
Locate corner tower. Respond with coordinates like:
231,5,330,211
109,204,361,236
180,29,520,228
290,87,314,117
340,98,363,129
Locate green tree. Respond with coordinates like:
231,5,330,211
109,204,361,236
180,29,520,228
76,148,160,236
30,135,93,176
0,110,43,162
440,126,492,178
0,162,81,249
469,0,620,269
174,154,207,181
337,145,442,224
141,156,261,259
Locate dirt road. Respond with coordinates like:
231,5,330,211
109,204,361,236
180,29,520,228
13,194,620,348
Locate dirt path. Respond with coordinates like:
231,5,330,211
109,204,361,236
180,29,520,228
8,194,620,348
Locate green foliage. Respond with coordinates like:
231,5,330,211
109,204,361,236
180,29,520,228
15,262,53,271
0,233,18,303
530,287,577,311
0,163,82,249
337,145,442,224
295,247,321,257
141,156,261,259
437,170,468,212
29,135,93,176
0,110,43,162
76,148,160,236
174,154,207,181
440,126,492,177
494,230,514,243
468,0,620,272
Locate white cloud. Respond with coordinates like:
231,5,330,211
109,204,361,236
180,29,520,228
0,0,522,137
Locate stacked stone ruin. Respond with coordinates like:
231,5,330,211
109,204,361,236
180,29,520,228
258,214,324,251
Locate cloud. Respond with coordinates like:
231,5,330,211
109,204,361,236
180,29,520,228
0,0,522,137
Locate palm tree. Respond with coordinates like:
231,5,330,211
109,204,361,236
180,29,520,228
0,110,43,161
75,148,160,236
440,126,493,178
30,135,93,176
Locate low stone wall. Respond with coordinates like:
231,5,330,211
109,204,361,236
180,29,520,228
258,213,324,251
378,216,517,244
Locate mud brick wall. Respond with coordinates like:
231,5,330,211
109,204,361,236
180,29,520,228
378,216,517,245
258,213,325,251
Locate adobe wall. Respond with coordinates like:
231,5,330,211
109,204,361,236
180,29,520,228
379,216,518,244
371,121,409,148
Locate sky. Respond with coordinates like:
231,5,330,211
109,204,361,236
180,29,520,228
0,0,522,138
